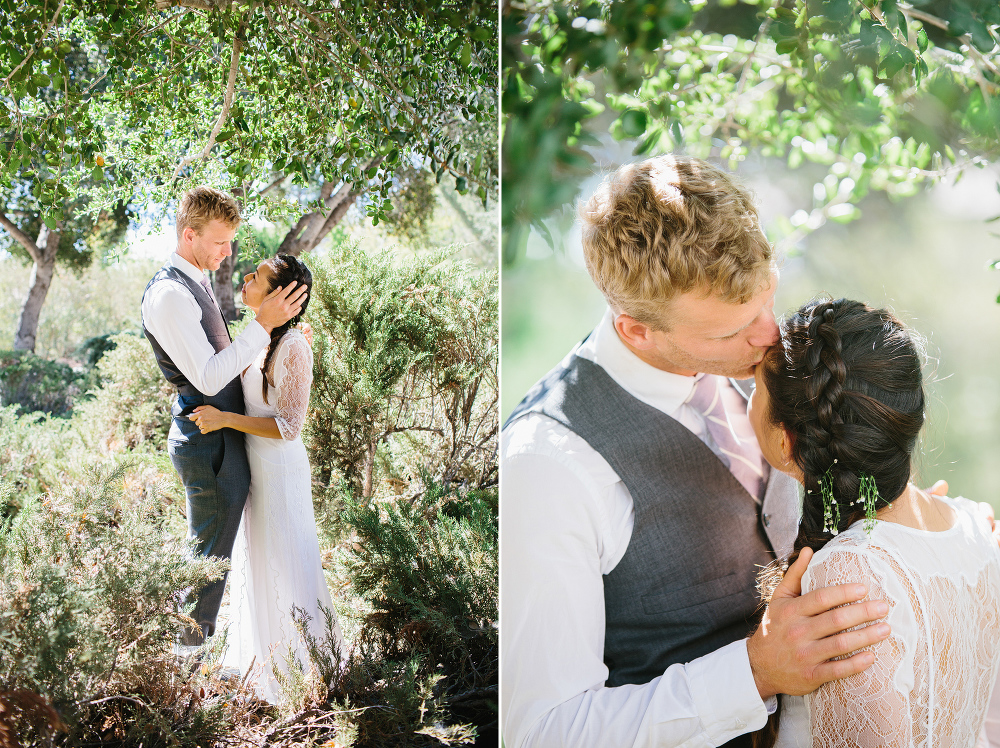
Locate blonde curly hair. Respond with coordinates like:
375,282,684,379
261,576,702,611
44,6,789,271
579,155,773,330
175,186,241,239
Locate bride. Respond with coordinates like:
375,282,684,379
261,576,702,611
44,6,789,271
747,298,1000,747
189,253,343,702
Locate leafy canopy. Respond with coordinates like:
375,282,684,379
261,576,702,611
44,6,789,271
1,0,497,232
502,0,1000,263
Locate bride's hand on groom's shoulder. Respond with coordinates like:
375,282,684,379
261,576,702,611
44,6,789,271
746,548,891,700
190,405,227,434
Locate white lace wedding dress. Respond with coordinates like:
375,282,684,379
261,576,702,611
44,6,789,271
222,329,344,702
775,495,1000,748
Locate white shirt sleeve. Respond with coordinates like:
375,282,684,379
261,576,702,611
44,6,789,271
501,425,769,748
141,279,271,397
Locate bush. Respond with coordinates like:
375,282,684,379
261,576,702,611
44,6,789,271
262,480,498,747
73,332,175,452
0,350,86,417
338,480,498,744
0,463,238,746
307,242,498,503
0,406,86,502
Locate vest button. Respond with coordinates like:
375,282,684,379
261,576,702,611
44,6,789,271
763,513,771,527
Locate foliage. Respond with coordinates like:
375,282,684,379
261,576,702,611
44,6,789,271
379,164,441,247
0,0,498,228
0,350,86,416
0,463,238,747
259,479,498,747
0,406,84,505
307,242,498,502
336,480,498,743
0,245,499,745
502,0,1000,262
73,332,175,453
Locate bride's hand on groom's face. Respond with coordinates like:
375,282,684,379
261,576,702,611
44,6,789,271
256,281,308,333
747,547,891,700
190,405,226,434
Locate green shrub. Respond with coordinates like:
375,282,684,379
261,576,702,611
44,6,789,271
0,350,86,417
268,480,498,747
0,406,86,502
72,332,174,452
0,463,237,746
307,242,498,503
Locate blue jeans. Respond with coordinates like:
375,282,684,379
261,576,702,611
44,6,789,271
169,413,251,645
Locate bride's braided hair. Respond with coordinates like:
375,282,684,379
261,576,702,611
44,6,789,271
259,253,312,405
752,298,924,748
771,298,924,549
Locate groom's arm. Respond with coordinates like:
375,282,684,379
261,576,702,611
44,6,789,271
142,281,270,396
502,419,768,748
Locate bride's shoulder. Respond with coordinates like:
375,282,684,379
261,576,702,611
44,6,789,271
274,328,312,361
805,531,893,588
277,327,308,347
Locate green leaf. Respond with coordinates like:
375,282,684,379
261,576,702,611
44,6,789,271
619,109,647,138
43,215,56,229
456,176,468,194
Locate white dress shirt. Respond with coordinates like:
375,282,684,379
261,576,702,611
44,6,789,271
141,252,271,397
501,309,772,748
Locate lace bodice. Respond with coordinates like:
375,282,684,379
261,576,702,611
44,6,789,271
800,496,1000,747
242,329,312,440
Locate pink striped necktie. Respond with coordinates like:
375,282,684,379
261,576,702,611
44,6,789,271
685,373,767,503
199,276,217,304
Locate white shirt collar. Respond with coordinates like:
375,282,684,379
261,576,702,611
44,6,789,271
168,251,208,284
576,308,698,416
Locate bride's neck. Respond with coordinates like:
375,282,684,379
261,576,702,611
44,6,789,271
876,483,956,532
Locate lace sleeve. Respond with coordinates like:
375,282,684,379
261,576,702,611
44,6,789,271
804,546,919,748
272,332,313,440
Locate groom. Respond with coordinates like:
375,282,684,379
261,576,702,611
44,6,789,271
501,156,895,747
141,186,307,646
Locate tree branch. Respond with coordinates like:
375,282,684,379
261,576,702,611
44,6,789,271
170,20,244,180
0,211,42,263
2,0,65,87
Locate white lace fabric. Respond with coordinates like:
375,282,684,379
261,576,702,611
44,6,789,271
253,330,312,440
795,497,1000,747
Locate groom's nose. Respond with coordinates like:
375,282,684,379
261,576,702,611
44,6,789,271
748,309,780,348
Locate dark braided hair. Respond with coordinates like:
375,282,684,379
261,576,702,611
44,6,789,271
752,298,925,748
259,253,312,405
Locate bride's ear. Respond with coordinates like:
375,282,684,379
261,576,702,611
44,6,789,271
614,313,656,350
779,428,804,482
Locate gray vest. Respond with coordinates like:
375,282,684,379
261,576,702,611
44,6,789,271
507,349,799,688
141,265,246,439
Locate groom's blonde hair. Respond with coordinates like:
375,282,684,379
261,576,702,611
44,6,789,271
579,155,773,330
175,186,242,238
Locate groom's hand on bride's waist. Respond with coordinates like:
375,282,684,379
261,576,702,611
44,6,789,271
746,547,891,700
256,281,308,333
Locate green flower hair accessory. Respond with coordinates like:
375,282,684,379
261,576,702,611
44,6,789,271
820,463,840,535
856,474,882,534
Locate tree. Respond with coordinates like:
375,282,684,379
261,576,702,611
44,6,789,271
502,0,1000,263
2,0,498,346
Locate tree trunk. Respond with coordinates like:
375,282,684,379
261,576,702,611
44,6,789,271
213,241,239,323
13,225,61,353
276,156,383,257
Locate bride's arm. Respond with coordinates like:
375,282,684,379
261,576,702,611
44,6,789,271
189,405,283,438
804,547,914,748
271,333,312,440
